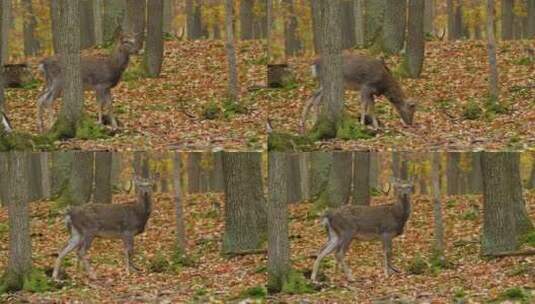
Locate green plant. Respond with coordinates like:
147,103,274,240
0,223,8,236
281,270,314,295
171,247,196,268
75,118,110,140
336,118,375,140
462,99,482,120
452,287,467,303
407,254,428,275
22,269,52,293
148,252,170,273
496,287,532,303
202,101,221,120
239,286,267,299
520,230,535,247
461,207,478,221
222,99,247,118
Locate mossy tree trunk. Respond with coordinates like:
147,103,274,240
486,0,500,103
447,152,464,195
52,0,84,139
352,151,370,205
22,0,40,56
480,152,534,256
283,0,302,56
222,152,266,254
310,152,332,200
267,152,290,293
94,152,112,204
528,0,535,38
299,153,311,201
1,152,32,293
406,0,425,78
58,152,94,206
310,0,344,140
383,0,406,54
144,0,164,78
327,152,352,208
364,0,385,46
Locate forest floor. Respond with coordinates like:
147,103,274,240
0,190,534,303
267,40,535,151
4,40,267,151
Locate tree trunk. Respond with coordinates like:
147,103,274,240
62,152,94,206
283,0,302,56
327,152,352,207
406,0,425,78
144,0,164,77
40,152,51,200
528,0,535,38
310,0,321,54
222,152,266,254
368,152,379,189
528,154,535,189
94,151,112,204
173,152,186,253
186,0,203,40
310,151,332,200
80,0,96,49
340,0,356,49
28,153,43,202
125,0,146,51
354,0,365,47
225,0,239,102
51,151,74,197
267,152,290,293
22,0,40,56
383,0,406,54
53,0,84,138
93,0,104,45
352,151,370,205
424,0,435,34
286,153,302,204
163,0,174,34
447,0,462,40
187,153,201,193
364,0,385,46
103,0,126,43
266,0,273,60
431,152,445,257
253,0,267,39
502,0,514,40
1,152,32,292
0,0,4,111
299,153,311,202
467,152,483,194
240,0,254,40
50,0,62,54
481,152,533,255
486,0,500,103
310,0,344,140
1,0,10,61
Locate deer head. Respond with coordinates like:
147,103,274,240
397,99,417,126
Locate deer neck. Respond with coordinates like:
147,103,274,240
110,46,131,73
384,75,406,107
395,193,411,234
135,192,152,221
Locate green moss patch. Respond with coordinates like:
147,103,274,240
281,269,314,295
268,132,314,152
336,117,376,140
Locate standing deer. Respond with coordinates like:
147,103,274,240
301,54,417,132
311,180,413,282
52,177,153,281
37,33,138,132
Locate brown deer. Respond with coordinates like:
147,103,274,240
37,33,138,132
301,53,417,132
311,180,413,283
52,177,153,281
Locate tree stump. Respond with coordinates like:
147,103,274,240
267,64,293,88
3,64,34,88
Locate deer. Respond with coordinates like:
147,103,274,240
52,176,153,282
310,179,413,283
37,32,138,132
301,53,417,133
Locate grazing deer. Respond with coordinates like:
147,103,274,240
311,180,413,282
301,54,417,132
1,111,12,133
37,33,138,132
52,177,153,281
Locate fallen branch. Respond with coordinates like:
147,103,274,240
484,249,535,257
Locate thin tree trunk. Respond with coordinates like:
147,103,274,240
173,152,186,253
310,0,321,54
0,0,4,112
144,0,164,77
125,0,146,51
187,153,201,193
424,0,435,34
224,0,239,102
94,152,112,204
310,151,332,200
299,153,311,202
502,0,514,40
1,152,32,292
94,0,104,45
283,0,301,56
240,0,254,40
352,151,370,205
354,0,365,47
267,152,290,293
528,0,535,38
383,0,407,54
327,152,352,207
40,152,51,199
486,0,499,102
364,0,385,46
267,0,273,60
1,0,10,61
22,0,40,56
340,0,356,49
186,0,203,40
80,0,96,49
163,0,174,34
286,153,302,204
406,0,425,78
431,152,444,257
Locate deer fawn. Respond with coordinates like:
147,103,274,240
301,54,417,132
37,33,138,132
52,177,153,281
311,180,413,282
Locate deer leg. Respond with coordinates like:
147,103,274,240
95,88,105,125
381,234,399,276
368,99,379,129
301,87,323,134
52,229,81,281
360,88,376,127
335,237,354,282
122,236,138,274
103,89,118,130
77,236,96,280
311,234,339,282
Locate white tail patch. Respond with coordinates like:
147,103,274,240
311,64,318,78
38,63,45,73
1,112,12,133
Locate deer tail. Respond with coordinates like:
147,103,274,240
64,213,73,233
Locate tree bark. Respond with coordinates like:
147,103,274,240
267,152,290,293
1,0,10,61
283,0,302,56
340,0,356,49
310,0,321,54
225,0,239,102
354,0,365,47
103,0,126,42
528,0,535,38
144,0,164,77
447,152,463,195
299,153,311,202
481,152,533,255
1,152,32,292
53,0,84,138
406,0,425,78
0,0,4,111
502,0,514,40
286,153,302,204
424,0,435,34
311,0,344,140
163,0,174,34
447,0,462,40
310,151,332,200
50,0,62,54
383,0,406,54
80,0,96,49
222,152,266,254
93,0,104,45
22,0,40,56
240,0,254,40
528,154,535,189
327,152,352,207
352,151,370,205
486,0,500,102
173,152,186,253
186,0,203,40
94,151,112,204
431,152,445,257
364,0,385,46
64,152,94,206
28,153,43,202
125,0,146,51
